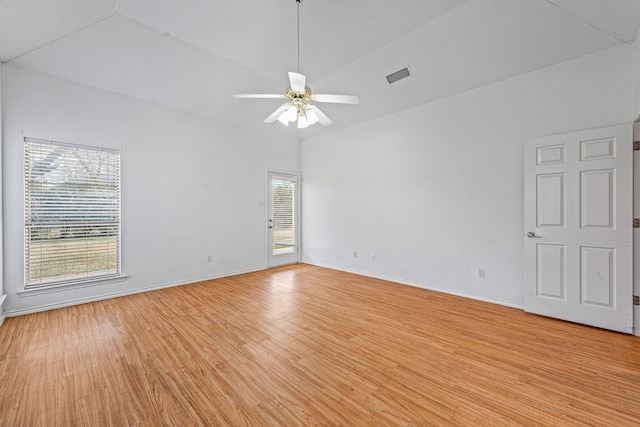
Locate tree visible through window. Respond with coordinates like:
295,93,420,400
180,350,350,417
24,138,121,287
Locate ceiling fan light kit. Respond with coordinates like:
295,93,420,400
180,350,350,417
232,0,359,128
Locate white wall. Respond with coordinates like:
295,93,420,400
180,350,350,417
2,65,300,315
634,25,640,120
2,44,636,317
301,45,632,307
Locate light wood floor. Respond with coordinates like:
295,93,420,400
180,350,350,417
1,264,639,426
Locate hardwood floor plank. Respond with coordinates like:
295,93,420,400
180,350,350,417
1,264,639,426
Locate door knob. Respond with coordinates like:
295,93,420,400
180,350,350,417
526,231,542,238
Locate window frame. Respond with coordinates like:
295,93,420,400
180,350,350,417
23,137,123,290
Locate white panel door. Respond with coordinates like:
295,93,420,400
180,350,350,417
267,173,299,267
524,125,633,333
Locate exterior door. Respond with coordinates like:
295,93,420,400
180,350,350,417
524,125,633,334
268,173,299,267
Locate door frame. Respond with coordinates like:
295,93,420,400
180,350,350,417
265,170,301,268
634,122,640,337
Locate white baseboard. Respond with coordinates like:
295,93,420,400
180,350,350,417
302,259,525,310
5,261,525,318
6,266,266,318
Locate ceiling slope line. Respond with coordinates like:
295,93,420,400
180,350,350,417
311,0,473,86
110,13,286,87
5,12,120,64
542,0,633,44
7,10,285,89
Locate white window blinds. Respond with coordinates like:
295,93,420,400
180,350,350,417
271,177,295,255
24,138,121,287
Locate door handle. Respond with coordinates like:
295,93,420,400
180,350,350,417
526,231,542,238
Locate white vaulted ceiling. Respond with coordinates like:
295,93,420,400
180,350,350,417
1,0,640,138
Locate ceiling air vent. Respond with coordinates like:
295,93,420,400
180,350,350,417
386,66,412,85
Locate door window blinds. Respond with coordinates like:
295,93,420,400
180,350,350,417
24,138,121,287
271,177,296,254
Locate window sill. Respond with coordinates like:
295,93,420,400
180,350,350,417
17,275,129,297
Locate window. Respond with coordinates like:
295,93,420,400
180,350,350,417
24,138,121,288
271,176,296,255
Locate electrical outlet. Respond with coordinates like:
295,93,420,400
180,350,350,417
477,268,485,278
353,251,358,258
207,255,213,263
370,253,375,261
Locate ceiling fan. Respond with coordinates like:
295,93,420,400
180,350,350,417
232,0,360,129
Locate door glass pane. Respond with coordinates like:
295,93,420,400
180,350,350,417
272,177,295,256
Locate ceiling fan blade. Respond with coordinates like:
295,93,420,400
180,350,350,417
288,72,306,93
309,105,333,126
313,94,360,105
233,94,285,99
264,104,291,123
